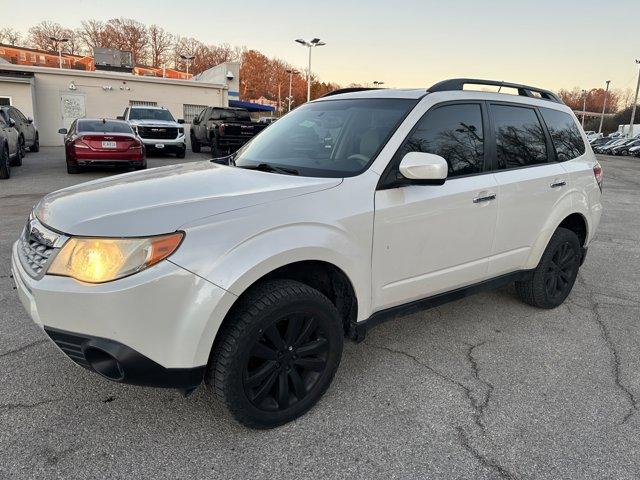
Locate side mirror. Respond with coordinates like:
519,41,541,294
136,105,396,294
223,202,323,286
177,119,185,124
398,152,448,185
8,118,16,127
192,118,200,125
27,117,34,124
58,128,68,135
116,116,124,120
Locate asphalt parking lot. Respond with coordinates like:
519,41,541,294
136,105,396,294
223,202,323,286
1,149,639,479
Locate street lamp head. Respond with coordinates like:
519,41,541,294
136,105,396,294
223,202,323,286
310,38,321,44
315,41,326,47
180,54,195,61
295,39,308,46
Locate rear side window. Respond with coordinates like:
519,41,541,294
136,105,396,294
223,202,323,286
398,103,485,177
490,104,548,169
540,108,586,161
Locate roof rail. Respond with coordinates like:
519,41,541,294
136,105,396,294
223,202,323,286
427,78,563,104
320,87,382,98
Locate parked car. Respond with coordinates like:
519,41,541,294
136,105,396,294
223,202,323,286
0,110,23,176
58,118,146,174
629,145,640,157
190,106,267,156
589,137,611,148
0,106,39,154
611,138,640,156
12,78,602,428
258,116,278,125
598,138,628,154
119,106,186,158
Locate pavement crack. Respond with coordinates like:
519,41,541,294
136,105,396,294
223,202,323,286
574,274,638,424
0,339,47,359
456,427,518,479
464,341,494,435
0,398,61,413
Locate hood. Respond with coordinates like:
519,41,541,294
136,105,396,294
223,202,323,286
35,162,341,237
128,119,180,127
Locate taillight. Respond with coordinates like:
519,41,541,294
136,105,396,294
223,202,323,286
128,139,143,150
593,163,603,191
74,137,89,149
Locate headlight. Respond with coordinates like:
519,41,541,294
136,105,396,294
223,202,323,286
48,232,184,283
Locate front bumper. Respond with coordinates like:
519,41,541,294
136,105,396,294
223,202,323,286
139,136,186,152
11,241,235,387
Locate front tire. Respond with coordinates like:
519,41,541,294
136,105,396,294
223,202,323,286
10,137,24,166
0,145,10,179
515,227,581,309
208,279,344,429
176,146,186,158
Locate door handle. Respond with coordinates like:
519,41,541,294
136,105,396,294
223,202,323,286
550,180,567,188
473,193,497,204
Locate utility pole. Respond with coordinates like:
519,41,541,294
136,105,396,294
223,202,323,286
628,59,640,138
180,54,195,77
598,80,611,135
286,69,299,112
581,89,587,128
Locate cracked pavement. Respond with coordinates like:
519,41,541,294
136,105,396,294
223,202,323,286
1,150,639,479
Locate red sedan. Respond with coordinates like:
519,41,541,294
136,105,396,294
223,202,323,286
59,119,146,174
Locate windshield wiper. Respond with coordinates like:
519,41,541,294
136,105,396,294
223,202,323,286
239,163,299,175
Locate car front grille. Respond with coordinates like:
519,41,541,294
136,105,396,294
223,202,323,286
137,126,179,140
45,328,91,369
17,218,66,279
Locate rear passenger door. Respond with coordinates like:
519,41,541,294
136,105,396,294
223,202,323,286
487,103,568,276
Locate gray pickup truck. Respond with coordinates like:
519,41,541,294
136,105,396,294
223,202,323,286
190,107,267,156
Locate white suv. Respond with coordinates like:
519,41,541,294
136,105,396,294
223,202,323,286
12,79,603,428
119,106,187,158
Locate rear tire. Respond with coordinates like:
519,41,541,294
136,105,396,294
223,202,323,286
208,279,344,429
30,134,39,152
0,145,10,179
66,164,80,174
191,135,201,153
515,227,581,309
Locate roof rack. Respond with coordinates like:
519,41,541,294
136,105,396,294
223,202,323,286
427,78,563,104
321,87,382,98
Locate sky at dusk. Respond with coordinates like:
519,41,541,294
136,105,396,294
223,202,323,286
5,0,640,92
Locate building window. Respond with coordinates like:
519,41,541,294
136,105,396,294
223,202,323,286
129,100,158,107
30,53,36,62
183,104,207,124
0,48,4,55
0,97,11,106
39,55,45,64
20,52,26,61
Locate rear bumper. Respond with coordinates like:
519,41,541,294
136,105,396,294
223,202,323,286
45,327,205,388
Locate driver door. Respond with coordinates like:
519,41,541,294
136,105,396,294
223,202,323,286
372,102,499,311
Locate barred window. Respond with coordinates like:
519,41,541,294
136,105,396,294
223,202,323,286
183,104,207,124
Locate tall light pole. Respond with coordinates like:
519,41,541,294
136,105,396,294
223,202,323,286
627,59,640,138
286,69,299,112
373,81,385,87
49,36,69,69
581,89,587,128
180,54,195,77
598,80,611,135
295,38,326,102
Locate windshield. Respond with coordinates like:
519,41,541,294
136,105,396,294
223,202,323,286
233,98,417,177
214,109,251,121
129,108,175,122
78,120,133,134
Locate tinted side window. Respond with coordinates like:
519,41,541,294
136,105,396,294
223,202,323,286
491,104,548,169
540,108,585,161
10,108,26,122
399,103,484,177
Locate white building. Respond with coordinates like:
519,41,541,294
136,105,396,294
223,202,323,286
0,64,229,146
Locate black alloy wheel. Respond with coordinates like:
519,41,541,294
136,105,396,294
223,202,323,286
209,279,343,429
244,313,330,412
543,241,578,302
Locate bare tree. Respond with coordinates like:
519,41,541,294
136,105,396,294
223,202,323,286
0,27,23,45
104,18,149,64
148,24,173,67
27,21,77,53
77,20,108,53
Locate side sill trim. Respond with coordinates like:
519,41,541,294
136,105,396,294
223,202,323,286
351,269,533,342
